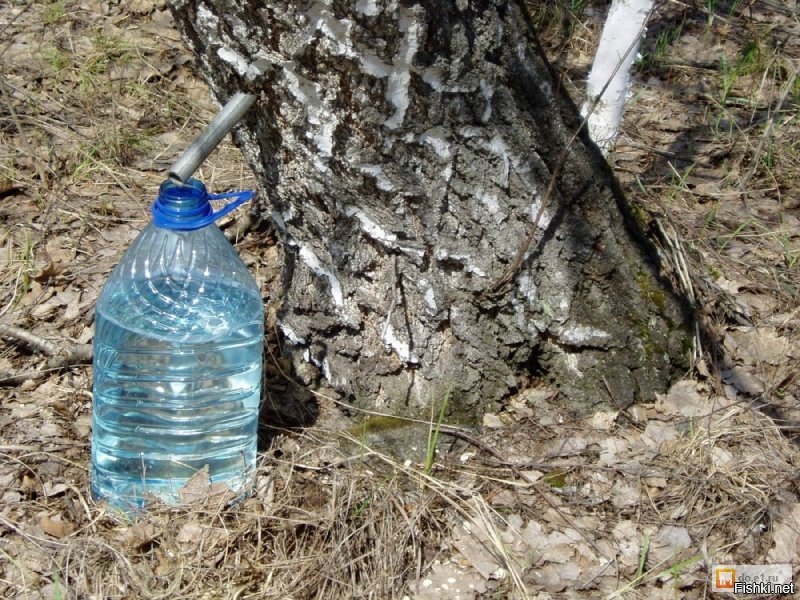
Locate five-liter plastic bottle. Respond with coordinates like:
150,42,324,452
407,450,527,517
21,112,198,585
91,178,263,511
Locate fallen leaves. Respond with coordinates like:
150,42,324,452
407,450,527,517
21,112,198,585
119,522,159,549
177,465,237,507
767,503,800,564
413,370,800,597
416,560,487,599
729,327,792,366
723,327,797,396
39,514,73,539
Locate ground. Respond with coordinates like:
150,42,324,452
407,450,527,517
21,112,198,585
1,0,799,598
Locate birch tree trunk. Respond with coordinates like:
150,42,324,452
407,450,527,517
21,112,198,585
169,0,692,417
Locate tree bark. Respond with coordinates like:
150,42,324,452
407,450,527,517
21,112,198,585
169,0,692,417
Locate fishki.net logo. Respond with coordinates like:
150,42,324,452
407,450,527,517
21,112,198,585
715,567,736,589
711,564,794,595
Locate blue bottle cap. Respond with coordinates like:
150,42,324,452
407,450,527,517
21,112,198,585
151,178,255,231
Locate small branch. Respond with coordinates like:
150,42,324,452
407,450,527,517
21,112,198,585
0,323,92,385
222,211,255,242
381,255,400,353
0,323,60,355
47,344,93,364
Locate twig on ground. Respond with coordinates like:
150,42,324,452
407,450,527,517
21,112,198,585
0,323,92,385
222,211,255,242
739,66,797,191
0,322,62,355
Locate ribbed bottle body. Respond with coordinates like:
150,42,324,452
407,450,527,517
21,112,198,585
91,223,263,510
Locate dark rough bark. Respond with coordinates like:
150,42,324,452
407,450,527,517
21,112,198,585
169,0,692,417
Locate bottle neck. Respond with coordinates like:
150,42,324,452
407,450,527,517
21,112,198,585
151,179,214,231
150,178,256,232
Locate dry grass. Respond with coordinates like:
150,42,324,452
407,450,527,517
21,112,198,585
1,0,799,598
0,419,528,598
1,396,798,598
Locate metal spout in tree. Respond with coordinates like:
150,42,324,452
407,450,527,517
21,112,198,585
169,92,257,183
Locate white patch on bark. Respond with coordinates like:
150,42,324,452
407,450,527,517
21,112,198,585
512,299,527,330
344,205,424,257
461,127,532,183
302,348,317,365
382,323,418,363
345,206,397,245
280,323,307,345
271,205,295,232
421,68,475,93
385,73,411,129
442,165,453,182
321,358,347,387
307,2,356,57
355,0,379,16
231,21,251,45
434,248,487,276
283,66,338,169
565,353,584,377
360,50,392,77
486,136,511,187
270,211,286,231
419,128,452,160
217,47,249,75
196,4,219,31
583,0,654,153
479,79,494,122
529,197,552,229
299,244,344,307
466,264,486,277
417,277,438,312
424,287,437,311
559,325,611,345
315,121,336,157
359,164,394,191
283,67,318,110
385,8,421,129
421,69,443,92
517,273,537,303
480,191,506,224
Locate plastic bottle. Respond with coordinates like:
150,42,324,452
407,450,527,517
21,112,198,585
91,178,263,510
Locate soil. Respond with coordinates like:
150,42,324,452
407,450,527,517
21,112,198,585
1,1,798,598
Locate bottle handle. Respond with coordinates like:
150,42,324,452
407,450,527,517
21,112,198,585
194,189,256,229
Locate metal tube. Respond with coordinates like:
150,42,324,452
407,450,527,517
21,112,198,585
169,92,257,183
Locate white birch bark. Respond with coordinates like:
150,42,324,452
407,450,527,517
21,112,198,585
170,0,691,417
582,0,655,154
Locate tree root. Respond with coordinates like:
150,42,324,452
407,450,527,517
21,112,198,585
0,323,92,385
